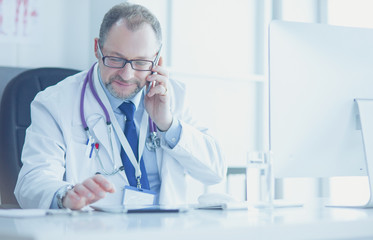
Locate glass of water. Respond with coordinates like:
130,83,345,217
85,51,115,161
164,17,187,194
246,151,274,207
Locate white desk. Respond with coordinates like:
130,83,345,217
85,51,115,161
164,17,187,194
1,199,373,240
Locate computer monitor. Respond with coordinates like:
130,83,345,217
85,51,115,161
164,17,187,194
269,20,373,207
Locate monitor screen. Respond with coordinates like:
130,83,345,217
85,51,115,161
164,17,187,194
269,20,373,178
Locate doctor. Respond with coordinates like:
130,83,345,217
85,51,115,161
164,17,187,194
14,2,226,210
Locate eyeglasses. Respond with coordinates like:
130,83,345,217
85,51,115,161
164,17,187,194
97,44,155,71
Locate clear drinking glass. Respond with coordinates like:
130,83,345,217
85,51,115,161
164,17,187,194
246,151,274,207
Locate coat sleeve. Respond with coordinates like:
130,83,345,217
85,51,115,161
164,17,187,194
160,80,227,185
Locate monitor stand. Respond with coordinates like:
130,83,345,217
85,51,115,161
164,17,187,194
326,99,373,208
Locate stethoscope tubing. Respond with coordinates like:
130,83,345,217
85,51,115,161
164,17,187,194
80,64,112,129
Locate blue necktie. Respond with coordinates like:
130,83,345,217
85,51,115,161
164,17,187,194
119,102,150,190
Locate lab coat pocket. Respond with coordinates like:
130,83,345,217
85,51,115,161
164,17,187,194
65,142,101,183
89,115,113,160
67,114,109,182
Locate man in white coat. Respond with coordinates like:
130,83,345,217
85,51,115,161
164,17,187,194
15,2,226,210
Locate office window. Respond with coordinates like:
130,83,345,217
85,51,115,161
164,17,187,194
328,0,373,28
280,0,320,22
171,1,253,78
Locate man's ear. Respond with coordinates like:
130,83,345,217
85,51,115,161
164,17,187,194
94,38,100,59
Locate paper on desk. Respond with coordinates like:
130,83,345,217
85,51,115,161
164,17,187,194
0,209,72,218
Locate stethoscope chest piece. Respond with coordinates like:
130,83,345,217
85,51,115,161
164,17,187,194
146,132,161,151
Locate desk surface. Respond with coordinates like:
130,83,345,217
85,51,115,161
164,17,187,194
1,199,373,240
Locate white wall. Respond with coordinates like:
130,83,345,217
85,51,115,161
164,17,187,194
88,0,127,67
0,0,123,70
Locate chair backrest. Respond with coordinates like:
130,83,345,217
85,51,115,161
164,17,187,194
0,67,80,207
0,67,28,98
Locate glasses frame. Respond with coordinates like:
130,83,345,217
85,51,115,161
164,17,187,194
97,43,157,72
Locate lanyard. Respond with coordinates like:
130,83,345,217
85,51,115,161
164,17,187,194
112,107,148,181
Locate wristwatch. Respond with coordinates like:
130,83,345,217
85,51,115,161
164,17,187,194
56,184,74,209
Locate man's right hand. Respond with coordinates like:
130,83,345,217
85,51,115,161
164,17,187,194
62,174,115,210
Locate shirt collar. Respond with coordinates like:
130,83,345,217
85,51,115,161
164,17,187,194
97,66,144,112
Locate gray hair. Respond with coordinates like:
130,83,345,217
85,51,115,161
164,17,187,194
98,2,162,47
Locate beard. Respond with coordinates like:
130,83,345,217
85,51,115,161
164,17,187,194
105,75,143,100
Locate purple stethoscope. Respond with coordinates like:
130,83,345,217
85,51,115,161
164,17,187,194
79,64,160,175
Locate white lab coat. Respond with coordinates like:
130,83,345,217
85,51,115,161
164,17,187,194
14,63,226,209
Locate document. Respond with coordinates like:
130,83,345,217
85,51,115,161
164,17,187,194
0,209,72,218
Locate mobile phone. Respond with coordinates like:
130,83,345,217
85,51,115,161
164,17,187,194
147,44,163,94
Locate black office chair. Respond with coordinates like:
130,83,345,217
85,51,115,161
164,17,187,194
0,67,80,208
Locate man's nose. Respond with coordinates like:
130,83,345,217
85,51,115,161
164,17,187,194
118,62,135,79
